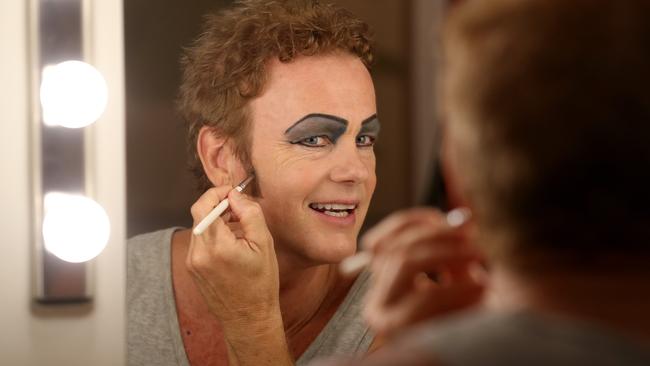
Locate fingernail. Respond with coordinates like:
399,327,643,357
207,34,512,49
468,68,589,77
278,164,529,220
469,262,489,284
446,207,472,228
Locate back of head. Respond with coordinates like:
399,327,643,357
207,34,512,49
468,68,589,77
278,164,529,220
178,0,373,191
444,0,650,273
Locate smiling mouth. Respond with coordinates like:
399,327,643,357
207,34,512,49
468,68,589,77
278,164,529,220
309,203,357,217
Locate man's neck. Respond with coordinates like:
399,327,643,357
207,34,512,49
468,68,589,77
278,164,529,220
172,229,351,361
489,264,650,343
275,251,342,338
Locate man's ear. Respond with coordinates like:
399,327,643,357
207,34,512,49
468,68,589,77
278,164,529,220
197,126,240,187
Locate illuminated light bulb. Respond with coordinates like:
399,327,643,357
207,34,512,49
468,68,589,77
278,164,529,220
42,192,110,263
40,60,108,128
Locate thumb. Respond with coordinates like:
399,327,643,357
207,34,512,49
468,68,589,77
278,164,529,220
228,190,272,250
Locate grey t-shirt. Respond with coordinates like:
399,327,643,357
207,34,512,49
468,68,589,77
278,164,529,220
127,228,374,366
394,309,650,366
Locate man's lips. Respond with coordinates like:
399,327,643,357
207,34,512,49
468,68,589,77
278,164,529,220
308,201,359,218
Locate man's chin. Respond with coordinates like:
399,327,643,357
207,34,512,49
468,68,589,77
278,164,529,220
304,237,358,265
271,228,359,265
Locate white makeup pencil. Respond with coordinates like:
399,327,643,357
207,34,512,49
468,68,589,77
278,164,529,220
339,207,472,276
192,175,255,236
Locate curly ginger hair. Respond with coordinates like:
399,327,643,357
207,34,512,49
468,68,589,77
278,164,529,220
178,0,374,191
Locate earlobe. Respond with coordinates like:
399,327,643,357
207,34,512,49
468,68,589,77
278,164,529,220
197,126,232,187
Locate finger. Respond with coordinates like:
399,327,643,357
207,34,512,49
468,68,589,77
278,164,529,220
373,239,483,306
189,187,238,261
186,216,237,275
221,211,233,223
366,279,485,337
417,279,485,316
371,220,479,275
445,207,473,228
228,190,271,250
209,214,238,243
440,261,490,290
381,223,470,256
365,271,485,334
226,221,244,238
190,185,233,222
367,224,441,289
361,208,444,252
363,207,474,253
370,216,482,279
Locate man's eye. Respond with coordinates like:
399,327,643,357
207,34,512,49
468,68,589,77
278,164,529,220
356,135,375,147
299,136,328,147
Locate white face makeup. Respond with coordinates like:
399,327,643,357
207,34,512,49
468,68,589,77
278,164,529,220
247,53,378,267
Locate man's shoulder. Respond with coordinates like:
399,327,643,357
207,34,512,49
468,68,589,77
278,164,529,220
400,310,650,366
128,227,179,249
128,227,180,263
127,227,181,292
127,227,183,366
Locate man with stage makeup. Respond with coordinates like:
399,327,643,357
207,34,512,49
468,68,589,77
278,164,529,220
127,1,384,365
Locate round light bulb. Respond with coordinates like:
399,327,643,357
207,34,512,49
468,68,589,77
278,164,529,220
40,60,108,128
42,193,111,263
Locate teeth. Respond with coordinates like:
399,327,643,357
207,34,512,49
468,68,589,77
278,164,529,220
310,203,356,210
323,210,350,217
332,203,355,210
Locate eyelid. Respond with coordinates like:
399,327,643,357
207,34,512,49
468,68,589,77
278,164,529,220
291,135,332,147
356,134,376,147
284,118,347,144
356,129,379,140
357,130,379,138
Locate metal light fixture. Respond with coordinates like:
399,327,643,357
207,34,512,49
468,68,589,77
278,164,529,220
30,0,110,303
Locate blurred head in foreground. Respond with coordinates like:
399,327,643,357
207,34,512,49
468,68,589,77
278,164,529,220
443,0,650,276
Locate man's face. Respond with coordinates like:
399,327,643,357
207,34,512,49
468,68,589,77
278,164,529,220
248,53,378,267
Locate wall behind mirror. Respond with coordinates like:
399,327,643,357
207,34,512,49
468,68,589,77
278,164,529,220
126,0,442,237
125,0,227,237
1,0,125,363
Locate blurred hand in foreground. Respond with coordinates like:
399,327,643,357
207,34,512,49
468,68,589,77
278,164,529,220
360,207,487,339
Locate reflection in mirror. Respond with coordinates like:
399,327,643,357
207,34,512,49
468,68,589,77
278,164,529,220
125,1,443,365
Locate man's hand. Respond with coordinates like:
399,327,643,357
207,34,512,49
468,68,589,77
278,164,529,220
362,207,487,338
186,185,292,365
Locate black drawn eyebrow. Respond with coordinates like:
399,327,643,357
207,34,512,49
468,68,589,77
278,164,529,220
361,114,378,126
284,113,348,134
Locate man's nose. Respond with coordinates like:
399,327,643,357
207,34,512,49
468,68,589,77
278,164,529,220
329,142,370,184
